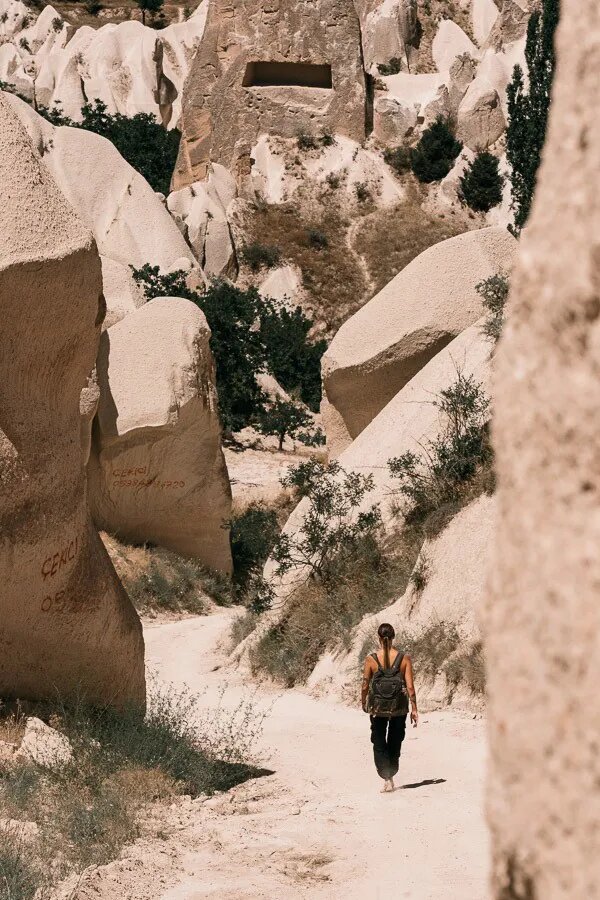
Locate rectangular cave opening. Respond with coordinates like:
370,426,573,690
242,61,333,89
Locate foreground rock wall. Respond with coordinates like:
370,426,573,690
0,95,145,707
485,1,600,894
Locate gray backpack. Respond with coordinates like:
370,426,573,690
367,651,409,717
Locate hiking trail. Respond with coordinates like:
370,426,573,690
63,610,488,899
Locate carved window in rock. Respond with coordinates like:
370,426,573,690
242,61,333,89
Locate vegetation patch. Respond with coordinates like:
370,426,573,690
0,686,269,892
459,152,505,213
411,118,463,183
105,535,233,616
132,269,326,429
353,187,468,294
242,203,368,334
477,273,510,342
39,99,180,195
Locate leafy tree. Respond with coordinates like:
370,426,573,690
411,118,462,183
259,305,326,411
228,504,280,594
506,0,560,234
38,100,180,195
477,273,510,341
272,461,382,585
255,398,312,451
459,152,504,212
137,0,163,25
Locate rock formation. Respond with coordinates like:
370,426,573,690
0,1,208,128
0,94,145,707
485,0,600,894
88,297,233,573
173,0,367,188
5,91,198,327
322,227,516,457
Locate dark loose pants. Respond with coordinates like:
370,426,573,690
370,715,407,779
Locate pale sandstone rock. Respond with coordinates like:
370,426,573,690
457,79,505,150
174,0,367,188
485,0,533,50
88,297,233,572
322,227,516,456
19,717,73,769
373,94,419,143
80,370,100,467
472,0,500,45
168,164,237,278
432,19,478,73
361,0,418,72
0,4,208,127
5,92,199,324
258,265,302,305
485,1,600,895
0,94,145,707
264,323,493,603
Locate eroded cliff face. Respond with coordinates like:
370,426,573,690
0,94,145,708
173,0,367,188
485,0,600,895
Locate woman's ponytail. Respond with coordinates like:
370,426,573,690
378,622,395,669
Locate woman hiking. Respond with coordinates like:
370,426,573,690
362,623,418,792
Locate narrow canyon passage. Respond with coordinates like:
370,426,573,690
140,612,489,900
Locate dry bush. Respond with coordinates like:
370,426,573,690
103,534,232,616
353,189,468,294
0,684,269,890
243,202,368,334
396,622,485,696
444,640,485,695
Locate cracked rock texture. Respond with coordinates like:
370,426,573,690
0,94,145,708
174,0,367,188
485,0,600,895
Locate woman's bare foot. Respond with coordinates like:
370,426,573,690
381,779,394,793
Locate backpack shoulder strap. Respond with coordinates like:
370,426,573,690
392,651,404,673
371,652,383,671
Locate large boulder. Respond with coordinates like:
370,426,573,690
360,0,419,72
0,94,145,707
4,91,198,325
322,227,516,457
88,297,233,573
485,1,600,895
173,0,368,187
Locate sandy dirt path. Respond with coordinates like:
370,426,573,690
144,611,489,900
62,610,488,899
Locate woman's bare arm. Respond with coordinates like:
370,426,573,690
403,654,419,726
361,658,373,710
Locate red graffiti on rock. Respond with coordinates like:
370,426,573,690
41,534,81,581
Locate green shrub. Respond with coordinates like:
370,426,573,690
506,0,559,234
355,181,372,202
297,131,319,151
320,129,335,147
38,100,180,195
137,0,163,25
272,460,382,584
258,305,326,411
241,242,282,272
384,145,412,176
459,151,504,212
411,118,462,183
377,57,403,76
84,0,103,14
307,228,329,251
389,372,492,523
477,273,510,341
228,504,280,594
326,171,341,189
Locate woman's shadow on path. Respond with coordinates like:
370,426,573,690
400,778,447,789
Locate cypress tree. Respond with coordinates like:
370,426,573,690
506,0,560,234
459,152,504,213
